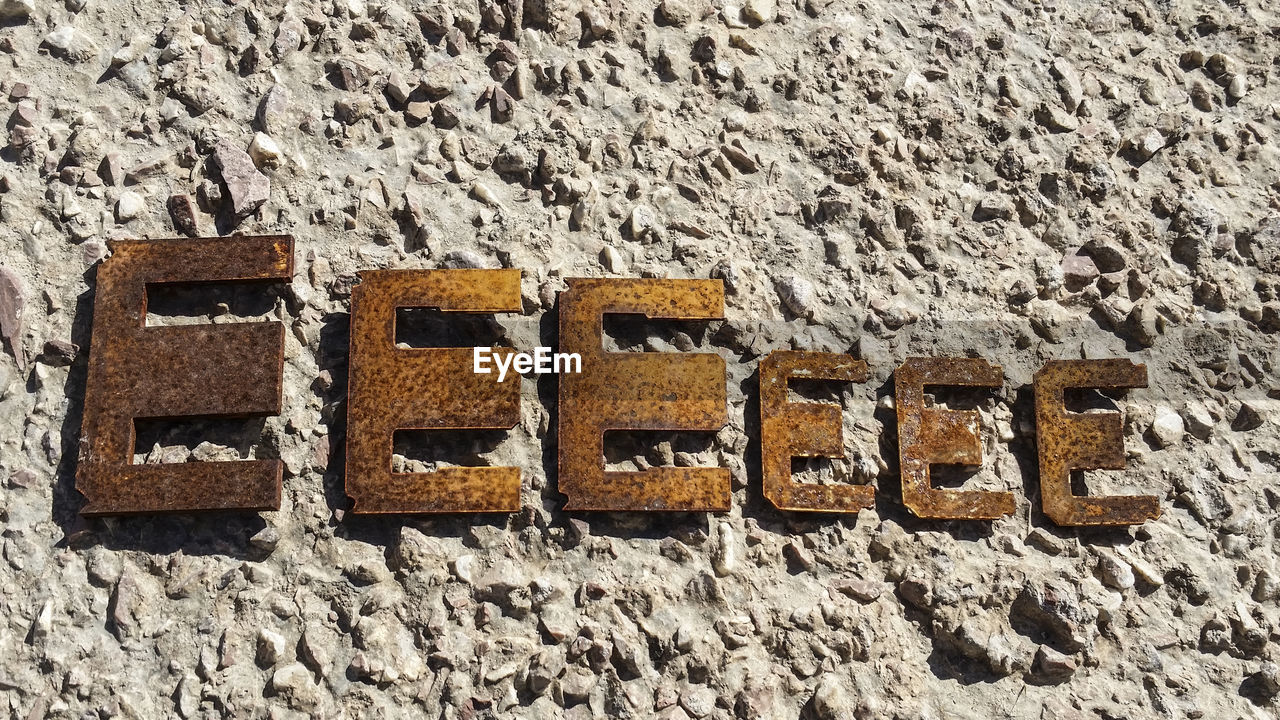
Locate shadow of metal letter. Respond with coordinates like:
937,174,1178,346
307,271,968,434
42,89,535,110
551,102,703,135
895,357,1014,520
345,269,522,513
76,236,294,515
558,278,728,511
1034,359,1159,526
760,351,872,512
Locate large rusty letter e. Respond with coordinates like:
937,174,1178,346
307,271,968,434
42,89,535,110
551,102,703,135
77,236,294,515
558,278,729,511
345,269,523,513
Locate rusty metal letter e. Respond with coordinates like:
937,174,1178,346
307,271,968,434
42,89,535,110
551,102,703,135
76,236,294,515
760,350,872,513
895,357,1015,520
1035,359,1160,526
345,269,523,513
558,278,729,511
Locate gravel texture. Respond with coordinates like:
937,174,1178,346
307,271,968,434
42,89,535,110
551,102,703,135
1,1,1280,718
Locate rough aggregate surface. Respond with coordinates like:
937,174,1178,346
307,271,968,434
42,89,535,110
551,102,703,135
1,0,1280,718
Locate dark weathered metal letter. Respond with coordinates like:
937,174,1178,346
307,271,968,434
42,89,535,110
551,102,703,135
895,357,1013,520
346,269,522,513
1035,359,1158,526
760,351,872,512
76,236,294,515
558,278,728,511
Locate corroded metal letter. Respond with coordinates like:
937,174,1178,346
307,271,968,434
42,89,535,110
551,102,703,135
1034,359,1159,526
760,351,872,512
76,236,294,515
558,278,728,511
895,357,1014,520
346,269,522,513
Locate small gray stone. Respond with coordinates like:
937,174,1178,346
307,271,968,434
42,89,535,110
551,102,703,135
600,245,625,273
1034,103,1079,132
249,526,280,554
1149,405,1184,447
174,674,199,719
213,141,270,218
679,686,717,718
710,261,740,294
974,194,1015,221
628,204,656,239
491,87,514,122
1254,571,1280,603
1226,75,1247,100
1253,662,1280,697
432,102,459,129
85,548,122,586
271,662,318,706
1124,128,1165,163
1061,253,1099,288
776,275,817,318
720,144,758,173
1098,552,1135,590
1034,645,1077,680
742,0,777,25
394,526,442,571
257,627,288,666
44,25,97,63
38,339,77,366
384,70,411,104
1125,301,1159,347
116,191,144,221
257,85,289,134
560,665,596,702
405,101,432,124
125,157,167,184
658,0,693,26
1182,402,1215,440
167,194,199,237
439,249,489,269
29,600,51,643
247,133,281,169
0,0,34,21
830,577,881,603
82,240,109,266
299,627,332,672
1206,53,1238,78
1232,401,1265,431
811,674,851,720
0,265,25,368
99,154,123,186
1050,58,1083,112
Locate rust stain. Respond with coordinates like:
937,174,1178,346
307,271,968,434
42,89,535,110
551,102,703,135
345,269,522,514
1035,359,1159,526
76,236,294,515
760,351,872,513
558,278,729,511
895,357,1014,520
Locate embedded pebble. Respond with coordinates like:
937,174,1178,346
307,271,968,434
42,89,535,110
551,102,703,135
1150,405,1185,448
115,191,144,222
776,275,817,318
213,140,270,219
248,133,281,169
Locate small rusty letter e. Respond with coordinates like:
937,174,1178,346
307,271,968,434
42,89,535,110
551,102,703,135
1035,359,1159,526
895,357,1014,520
760,351,872,513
